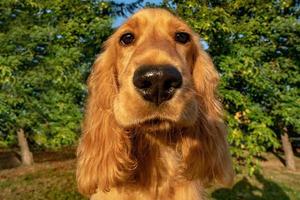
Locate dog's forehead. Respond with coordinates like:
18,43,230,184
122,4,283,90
131,8,175,20
124,8,188,30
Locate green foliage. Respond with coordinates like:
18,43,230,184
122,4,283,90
166,0,300,173
0,0,112,149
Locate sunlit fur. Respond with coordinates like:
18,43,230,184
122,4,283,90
77,8,234,200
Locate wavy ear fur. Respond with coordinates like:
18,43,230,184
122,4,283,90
182,38,234,187
76,39,135,196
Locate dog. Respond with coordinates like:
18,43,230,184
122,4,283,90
77,8,234,200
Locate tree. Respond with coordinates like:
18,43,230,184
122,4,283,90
164,0,299,172
17,128,33,166
0,0,113,159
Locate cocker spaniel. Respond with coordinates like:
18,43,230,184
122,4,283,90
77,8,234,200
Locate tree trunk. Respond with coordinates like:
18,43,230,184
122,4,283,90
17,128,33,166
281,127,296,171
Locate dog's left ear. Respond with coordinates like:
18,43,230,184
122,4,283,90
192,41,221,118
185,35,234,186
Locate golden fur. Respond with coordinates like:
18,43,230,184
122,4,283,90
77,8,234,200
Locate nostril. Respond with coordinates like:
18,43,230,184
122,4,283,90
133,66,156,90
163,80,174,92
140,80,152,89
163,78,182,91
164,79,172,89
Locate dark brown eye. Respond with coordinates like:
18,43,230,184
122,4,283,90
175,32,190,44
120,32,135,46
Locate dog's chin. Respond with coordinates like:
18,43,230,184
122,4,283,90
122,117,191,133
136,118,174,132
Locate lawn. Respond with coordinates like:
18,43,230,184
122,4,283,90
0,151,299,200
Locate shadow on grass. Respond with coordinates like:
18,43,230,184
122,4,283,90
211,172,290,200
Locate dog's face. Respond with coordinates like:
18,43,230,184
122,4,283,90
110,9,200,130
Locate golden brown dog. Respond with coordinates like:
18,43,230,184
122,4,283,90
77,8,234,200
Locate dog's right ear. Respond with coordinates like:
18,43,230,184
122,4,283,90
76,38,135,196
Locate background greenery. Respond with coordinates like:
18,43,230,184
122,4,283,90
0,0,113,148
0,0,299,196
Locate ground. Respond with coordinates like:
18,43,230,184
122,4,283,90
0,149,299,200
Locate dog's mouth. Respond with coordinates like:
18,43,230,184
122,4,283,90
142,118,167,125
133,117,175,131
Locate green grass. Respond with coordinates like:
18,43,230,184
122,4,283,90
0,158,299,200
0,161,86,200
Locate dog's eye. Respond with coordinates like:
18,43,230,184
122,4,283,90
175,32,190,44
120,32,135,46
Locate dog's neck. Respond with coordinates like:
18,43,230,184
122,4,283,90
130,129,185,191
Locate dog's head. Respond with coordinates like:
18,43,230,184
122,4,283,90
92,8,220,131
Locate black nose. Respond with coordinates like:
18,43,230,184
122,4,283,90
133,65,182,105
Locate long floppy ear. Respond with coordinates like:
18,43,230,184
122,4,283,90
192,43,221,117
76,38,135,196
182,36,234,187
